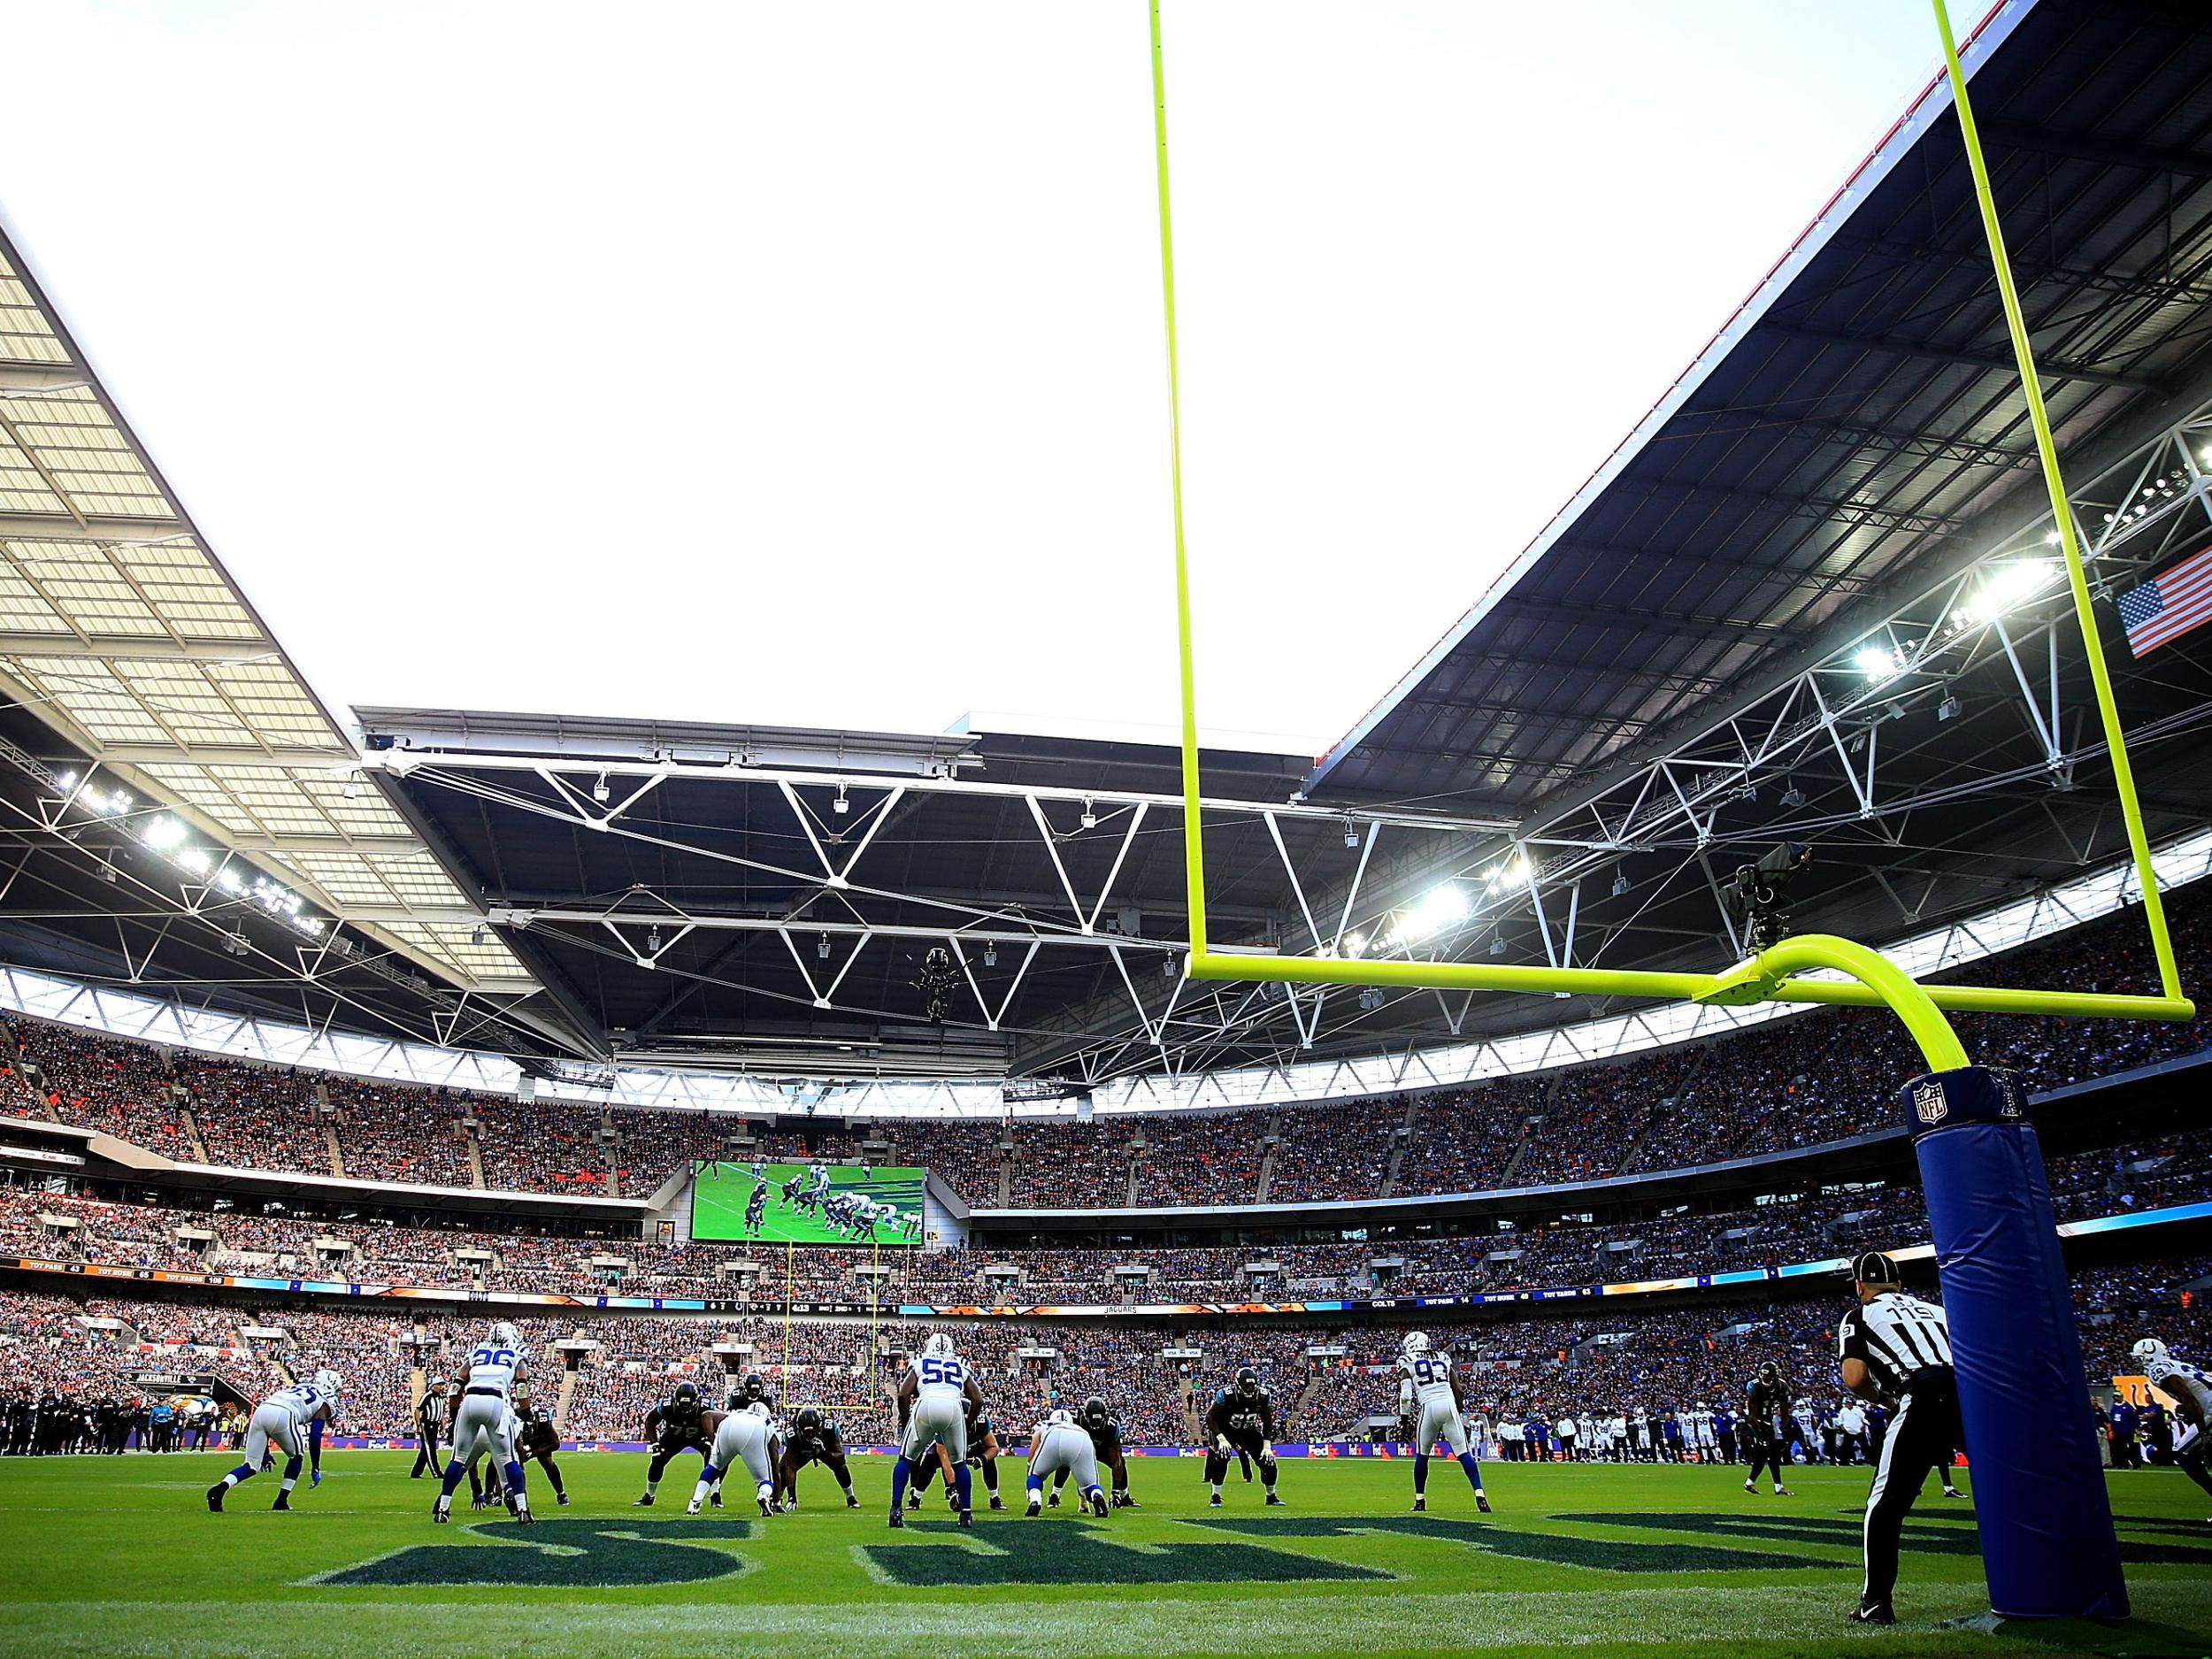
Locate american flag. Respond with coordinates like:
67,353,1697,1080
2118,546,2212,656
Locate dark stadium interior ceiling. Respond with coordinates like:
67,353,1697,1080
2,0,2211,1087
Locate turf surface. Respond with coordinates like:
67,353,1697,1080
3,1450,2208,1657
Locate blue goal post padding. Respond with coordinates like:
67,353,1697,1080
1904,1064,2127,1621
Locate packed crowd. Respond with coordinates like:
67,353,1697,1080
0,888,2202,1211
4,1116,2206,1307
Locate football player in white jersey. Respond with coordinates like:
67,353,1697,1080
689,1398,778,1518
891,1330,986,1527
206,1369,342,1511
1395,1333,1491,1513
2135,1339,2212,1515
1025,1408,1108,1517
434,1321,533,1525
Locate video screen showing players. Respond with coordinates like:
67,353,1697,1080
688,1160,926,1248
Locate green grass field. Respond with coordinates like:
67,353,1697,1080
3,1452,2208,1659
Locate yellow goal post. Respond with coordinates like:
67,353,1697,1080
1146,0,2191,1072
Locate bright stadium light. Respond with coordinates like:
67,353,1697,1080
1855,644,1900,679
55,770,76,790
1389,882,1469,945
1963,561,2053,623
178,847,212,876
142,814,187,850
1341,930,1366,957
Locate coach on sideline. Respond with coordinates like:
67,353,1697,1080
1836,1249,1962,1625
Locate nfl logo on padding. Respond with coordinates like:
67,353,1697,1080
1913,1080,1948,1125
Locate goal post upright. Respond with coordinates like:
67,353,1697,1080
1151,0,2191,1031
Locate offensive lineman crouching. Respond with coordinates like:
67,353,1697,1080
1205,1366,1283,1507
891,1332,986,1527
1048,1395,1137,1509
206,1369,342,1512
687,1399,778,1517
435,1322,534,1525
1025,1409,1109,1517
910,1395,1004,1511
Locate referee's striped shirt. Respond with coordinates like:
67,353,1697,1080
1837,1292,1954,1396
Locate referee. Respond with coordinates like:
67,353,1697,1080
1837,1249,1962,1625
410,1377,451,1479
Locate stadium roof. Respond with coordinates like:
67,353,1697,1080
0,0,2209,1087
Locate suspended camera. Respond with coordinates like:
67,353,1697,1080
913,946,960,1024
1721,841,1813,953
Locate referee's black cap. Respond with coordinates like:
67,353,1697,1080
1852,1250,1901,1286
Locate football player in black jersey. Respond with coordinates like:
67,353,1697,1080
1742,1362,1793,1496
772,1404,861,1509
1048,1394,1137,1509
1204,1366,1281,1507
910,1395,1005,1510
477,1388,570,1509
634,1380,711,1507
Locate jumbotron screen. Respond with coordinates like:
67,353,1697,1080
688,1160,926,1248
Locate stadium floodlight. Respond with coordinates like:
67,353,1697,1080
817,933,831,960
178,847,212,877
142,814,187,850
215,865,243,894
647,926,662,956
1343,820,1359,849
471,925,486,946
833,786,850,815
982,941,997,967
1388,883,1468,946
1611,873,1630,898
1937,695,1961,722
55,770,76,790
1342,930,1366,957
1963,561,2052,623
1855,644,1900,679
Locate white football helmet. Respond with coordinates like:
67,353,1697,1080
312,1367,342,1396
924,1331,956,1360
1048,1408,1073,1425
2132,1338,2169,1365
1401,1331,1430,1356
489,1321,519,1348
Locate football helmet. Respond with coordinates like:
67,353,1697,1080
489,1321,520,1348
924,1332,956,1360
672,1380,701,1407
1081,1395,1109,1428
312,1368,342,1396
2132,1338,2170,1364
795,1406,823,1435
1401,1331,1430,1356
1235,1366,1262,1399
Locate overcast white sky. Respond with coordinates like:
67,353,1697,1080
3,1,1948,753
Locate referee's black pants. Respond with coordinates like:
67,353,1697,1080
1861,1371,1963,1614
411,1425,441,1477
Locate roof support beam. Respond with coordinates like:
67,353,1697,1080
0,634,279,664
1979,123,2212,180
1759,323,2161,393
0,511,188,544
1493,596,1797,645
